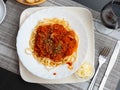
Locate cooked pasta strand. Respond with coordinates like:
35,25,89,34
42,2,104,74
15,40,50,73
27,18,79,68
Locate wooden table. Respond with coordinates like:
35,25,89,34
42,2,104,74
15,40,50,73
0,0,120,90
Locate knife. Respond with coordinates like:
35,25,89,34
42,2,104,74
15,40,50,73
98,40,120,90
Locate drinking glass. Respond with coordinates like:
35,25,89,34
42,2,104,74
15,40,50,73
95,0,120,34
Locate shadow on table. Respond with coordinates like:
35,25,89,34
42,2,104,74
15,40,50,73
0,67,50,90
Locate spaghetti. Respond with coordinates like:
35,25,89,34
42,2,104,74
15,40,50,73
29,18,79,68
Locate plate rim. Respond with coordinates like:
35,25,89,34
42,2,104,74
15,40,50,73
0,0,6,24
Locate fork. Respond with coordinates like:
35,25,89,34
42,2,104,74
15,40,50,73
88,47,111,90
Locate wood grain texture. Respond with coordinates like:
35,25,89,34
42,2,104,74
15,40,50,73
0,0,119,90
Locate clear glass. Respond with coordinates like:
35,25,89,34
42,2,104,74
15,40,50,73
95,0,120,34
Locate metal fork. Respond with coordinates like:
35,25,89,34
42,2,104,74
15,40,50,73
88,47,111,90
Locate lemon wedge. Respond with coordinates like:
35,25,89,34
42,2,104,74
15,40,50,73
25,0,35,3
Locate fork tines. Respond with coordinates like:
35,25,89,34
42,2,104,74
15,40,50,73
100,47,111,57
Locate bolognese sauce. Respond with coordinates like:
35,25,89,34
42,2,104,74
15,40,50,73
33,23,78,62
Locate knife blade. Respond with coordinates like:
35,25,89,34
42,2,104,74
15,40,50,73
98,40,120,90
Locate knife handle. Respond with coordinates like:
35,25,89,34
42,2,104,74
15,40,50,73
98,74,108,90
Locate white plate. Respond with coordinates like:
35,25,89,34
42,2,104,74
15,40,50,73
16,8,89,79
0,0,6,24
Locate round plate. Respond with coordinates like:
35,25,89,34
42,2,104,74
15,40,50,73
16,8,88,79
0,0,6,24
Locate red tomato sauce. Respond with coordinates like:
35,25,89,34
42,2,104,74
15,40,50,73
66,62,73,70
34,24,78,62
53,72,56,75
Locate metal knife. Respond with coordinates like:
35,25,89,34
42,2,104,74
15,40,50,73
98,40,120,90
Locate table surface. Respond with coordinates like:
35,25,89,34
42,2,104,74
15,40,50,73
0,0,120,90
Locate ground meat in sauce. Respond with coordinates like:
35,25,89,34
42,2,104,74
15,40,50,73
34,24,78,62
